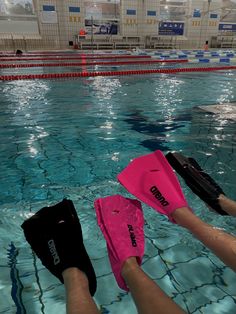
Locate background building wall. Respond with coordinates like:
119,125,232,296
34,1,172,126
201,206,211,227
185,0,222,48
0,0,236,50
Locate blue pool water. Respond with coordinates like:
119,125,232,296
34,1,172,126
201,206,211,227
0,70,236,313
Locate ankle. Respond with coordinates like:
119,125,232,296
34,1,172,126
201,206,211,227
171,207,194,227
121,257,139,278
62,267,89,289
218,194,236,216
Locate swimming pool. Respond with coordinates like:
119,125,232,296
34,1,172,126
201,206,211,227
0,69,236,313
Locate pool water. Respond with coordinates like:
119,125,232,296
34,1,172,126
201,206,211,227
0,70,236,313
0,61,234,77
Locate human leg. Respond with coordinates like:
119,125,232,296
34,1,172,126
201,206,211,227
95,195,186,314
118,150,236,271
162,151,236,265
166,152,235,216
63,268,99,314
172,207,236,272
121,257,185,314
22,199,98,314
218,195,236,216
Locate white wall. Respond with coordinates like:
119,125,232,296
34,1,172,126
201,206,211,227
0,0,235,49
120,0,138,36
0,20,39,33
186,0,221,48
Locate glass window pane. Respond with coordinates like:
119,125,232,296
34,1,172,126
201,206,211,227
221,9,236,22
69,6,80,13
0,0,35,15
147,10,157,16
126,9,136,15
84,1,120,20
160,6,186,21
160,0,187,6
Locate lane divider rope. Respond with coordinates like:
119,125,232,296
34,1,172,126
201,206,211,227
0,59,188,69
1,66,236,81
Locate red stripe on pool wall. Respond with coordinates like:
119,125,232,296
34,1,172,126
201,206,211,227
1,66,236,81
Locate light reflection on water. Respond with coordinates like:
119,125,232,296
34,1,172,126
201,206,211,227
0,71,236,313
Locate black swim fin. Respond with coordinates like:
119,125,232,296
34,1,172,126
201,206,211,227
165,152,228,215
21,199,97,296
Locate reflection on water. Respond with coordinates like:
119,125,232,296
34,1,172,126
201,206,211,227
0,71,236,313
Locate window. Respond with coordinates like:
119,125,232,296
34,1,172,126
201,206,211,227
0,0,38,33
85,1,120,19
193,9,201,18
43,5,55,11
160,0,186,6
84,1,120,35
69,7,80,13
127,9,136,15
147,10,156,16
0,0,35,15
210,13,217,18
160,6,186,21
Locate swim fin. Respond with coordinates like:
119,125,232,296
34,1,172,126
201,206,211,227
94,195,145,291
165,152,228,215
21,199,97,296
117,150,188,222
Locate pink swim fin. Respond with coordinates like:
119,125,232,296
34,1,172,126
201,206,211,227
117,150,188,222
94,195,145,291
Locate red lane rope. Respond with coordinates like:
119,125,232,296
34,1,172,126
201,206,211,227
0,55,151,62
1,66,236,81
0,59,188,69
